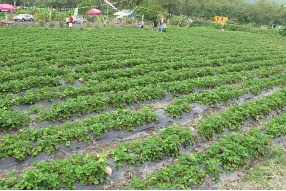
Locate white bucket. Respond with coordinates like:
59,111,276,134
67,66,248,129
69,23,72,27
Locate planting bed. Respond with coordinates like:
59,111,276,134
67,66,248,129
1,26,286,189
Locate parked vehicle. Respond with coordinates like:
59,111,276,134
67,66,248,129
72,16,87,24
13,14,34,22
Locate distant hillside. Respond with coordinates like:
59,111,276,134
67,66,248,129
245,0,286,4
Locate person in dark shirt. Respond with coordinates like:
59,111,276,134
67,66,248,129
153,18,158,30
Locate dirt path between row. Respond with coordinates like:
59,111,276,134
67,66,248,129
0,87,284,190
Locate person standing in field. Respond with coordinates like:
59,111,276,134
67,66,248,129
69,14,73,28
162,22,167,32
158,21,163,32
81,16,85,26
103,17,107,27
34,13,38,22
153,18,158,30
139,20,144,28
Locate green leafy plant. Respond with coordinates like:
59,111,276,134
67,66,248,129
109,126,193,168
1,154,110,190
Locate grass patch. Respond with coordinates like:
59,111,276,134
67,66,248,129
217,144,286,190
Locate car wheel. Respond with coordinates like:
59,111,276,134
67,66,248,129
22,18,25,22
30,18,33,21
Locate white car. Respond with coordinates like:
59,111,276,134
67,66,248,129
66,16,87,24
13,14,34,22
73,16,87,24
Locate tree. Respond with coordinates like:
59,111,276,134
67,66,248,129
182,0,202,16
1,0,285,26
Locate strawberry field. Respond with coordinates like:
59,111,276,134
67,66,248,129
1,26,286,189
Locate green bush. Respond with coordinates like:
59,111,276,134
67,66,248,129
49,22,55,28
39,21,45,27
170,16,189,27
279,28,286,36
189,19,209,27
59,22,64,28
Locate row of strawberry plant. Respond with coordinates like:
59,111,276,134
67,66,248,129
161,65,283,94
0,65,69,83
71,58,286,84
1,28,282,70
2,53,284,97
31,85,165,122
83,62,285,95
29,65,273,121
2,64,282,133
72,56,201,74
0,107,158,160
1,57,278,106
263,111,286,138
205,51,284,66
0,95,284,189
109,126,193,169
197,88,286,140
1,64,275,109
70,54,286,81
0,154,110,190
60,49,283,80
2,65,280,128
0,76,63,93
203,49,281,60
1,58,52,69
0,108,30,131
166,73,286,117
127,128,270,190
